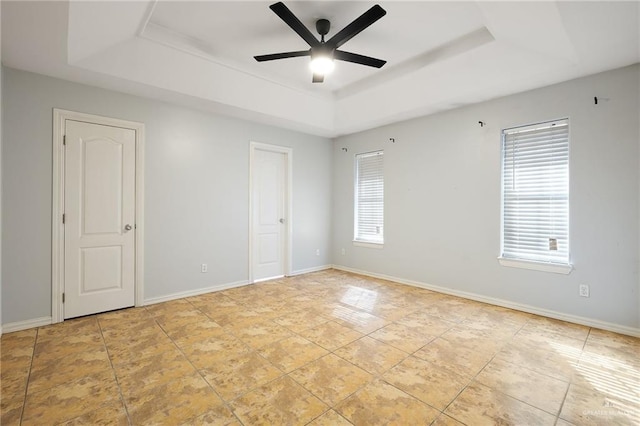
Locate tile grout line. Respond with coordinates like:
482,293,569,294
430,313,527,423
320,306,461,418
212,319,328,410
552,326,594,425
445,318,575,423
178,297,249,425
315,319,441,420
134,303,241,424
301,301,469,424
18,327,39,425
193,298,295,406
200,285,347,421
96,314,134,426
202,295,376,422
287,345,368,420
102,308,190,424
555,376,574,425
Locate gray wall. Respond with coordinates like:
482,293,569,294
0,4,3,332
3,63,639,331
2,67,332,324
333,64,640,329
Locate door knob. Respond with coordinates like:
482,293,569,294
279,218,285,224
124,224,132,231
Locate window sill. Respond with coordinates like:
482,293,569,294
353,241,384,249
498,257,573,274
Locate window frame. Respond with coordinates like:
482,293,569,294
354,150,384,247
498,118,573,274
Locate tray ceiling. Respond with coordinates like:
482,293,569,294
2,1,639,137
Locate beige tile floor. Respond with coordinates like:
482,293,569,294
1,269,639,425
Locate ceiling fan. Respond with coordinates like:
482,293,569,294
254,2,387,83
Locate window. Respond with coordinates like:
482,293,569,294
500,119,571,273
354,150,384,245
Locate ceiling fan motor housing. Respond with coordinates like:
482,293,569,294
316,19,331,39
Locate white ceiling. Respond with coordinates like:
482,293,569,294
2,1,639,137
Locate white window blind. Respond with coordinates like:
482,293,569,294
501,119,569,265
355,150,384,244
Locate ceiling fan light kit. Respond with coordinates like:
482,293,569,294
254,2,387,83
309,55,335,75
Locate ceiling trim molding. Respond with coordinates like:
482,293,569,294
336,26,495,100
140,19,335,102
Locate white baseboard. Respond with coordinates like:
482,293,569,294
332,264,640,338
145,266,333,306
2,316,52,333
5,266,637,338
289,264,332,276
1,280,253,331
143,279,250,306
0,269,330,332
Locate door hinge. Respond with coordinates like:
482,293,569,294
62,213,65,224
63,135,66,146
62,293,65,303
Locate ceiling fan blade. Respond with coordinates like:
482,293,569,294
334,50,386,68
326,4,386,49
254,50,311,62
312,73,324,83
270,2,320,47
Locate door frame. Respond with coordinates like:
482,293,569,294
248,141,292,283
51,109,145,323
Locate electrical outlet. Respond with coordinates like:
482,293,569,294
316,249,320,256
579,284,589,297
341,248,346,255
201,263,208,273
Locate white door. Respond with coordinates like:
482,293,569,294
64,120,136,318
252,148,287,281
